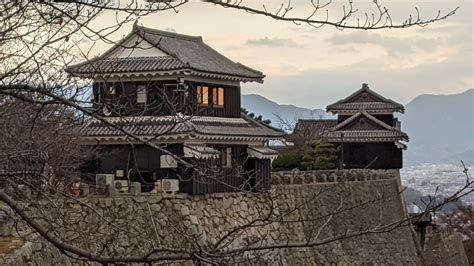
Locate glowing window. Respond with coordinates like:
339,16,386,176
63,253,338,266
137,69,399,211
212,87,224,107
197,86,209,105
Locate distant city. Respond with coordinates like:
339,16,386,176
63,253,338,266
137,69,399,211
402,163,474,207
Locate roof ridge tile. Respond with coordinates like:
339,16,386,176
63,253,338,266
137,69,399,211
134,24,203,42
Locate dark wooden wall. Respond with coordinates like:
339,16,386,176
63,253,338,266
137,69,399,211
336,142,403,169
190,81,241,118
80,144,183,183
93,80,241,118
255,159,271,191
373,114,395,126
189,170,244,194
184,144,249,194
80,143,273,194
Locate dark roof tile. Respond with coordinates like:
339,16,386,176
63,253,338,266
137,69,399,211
67,56,184,74
291,119,338,139
66,25,264,82
290,111,408,143
327,83,404,113
77,114,284,141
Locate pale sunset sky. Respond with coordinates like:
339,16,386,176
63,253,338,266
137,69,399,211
83,0,473,109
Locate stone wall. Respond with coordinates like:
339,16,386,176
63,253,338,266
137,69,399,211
424,231,469,266
1,170,424,265
271,169,400,185
0,239,71,266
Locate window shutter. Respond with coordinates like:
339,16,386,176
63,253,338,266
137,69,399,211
160,155,178,168
202,86,209,105
218,87,224,106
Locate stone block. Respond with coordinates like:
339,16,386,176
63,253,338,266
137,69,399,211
114,197,125,206
133,196,147,203
241,202,248,212
223,197,233,210
100,198,113,208
31,242,43,252
17,184,32,199
0,218,13,237
189,215,199,225
150,204,161,212
329,173,338,182
180,206,190,216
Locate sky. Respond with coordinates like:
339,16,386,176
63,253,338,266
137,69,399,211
86,0,473,109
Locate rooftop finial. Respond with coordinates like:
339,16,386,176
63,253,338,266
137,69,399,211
362,83,369,89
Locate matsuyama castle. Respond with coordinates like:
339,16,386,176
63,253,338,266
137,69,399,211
66,24,284,194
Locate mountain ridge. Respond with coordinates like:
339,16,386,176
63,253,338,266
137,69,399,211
241,94,331,130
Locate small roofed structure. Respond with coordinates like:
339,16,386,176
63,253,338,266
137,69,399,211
67,24,284,194
292,83,408,169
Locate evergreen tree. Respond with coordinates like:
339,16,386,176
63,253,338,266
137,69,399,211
301,141,337,170
314,143,338,169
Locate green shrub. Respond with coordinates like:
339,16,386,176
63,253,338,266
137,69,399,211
272,153,301,170
301,141,338,170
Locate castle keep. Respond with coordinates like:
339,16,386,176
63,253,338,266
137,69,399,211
66,24,284,194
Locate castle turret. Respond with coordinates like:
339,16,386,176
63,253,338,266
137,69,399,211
292,83,408,169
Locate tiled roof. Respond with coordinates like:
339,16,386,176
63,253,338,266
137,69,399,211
327,83,404,113
321,110,409,142
184,144,220,159
291,119,338,139
77,115,194,137
290,111,408,143
247,146,278,160
327,102,404,113
66,56,184,74
66,24,264,82
77,113,285,142
321,130,408,142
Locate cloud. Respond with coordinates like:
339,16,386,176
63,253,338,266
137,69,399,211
237,2,473,108
246,37,299,47
242,39,473,109
334,47,358,54
326,31,443,58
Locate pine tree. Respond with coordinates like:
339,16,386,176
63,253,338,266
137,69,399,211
301,141,337,170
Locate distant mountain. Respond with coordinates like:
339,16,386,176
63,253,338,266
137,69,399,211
241,94,330,130
401,89,474,166
242,89,474,166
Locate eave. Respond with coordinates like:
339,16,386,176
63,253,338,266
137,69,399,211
67,68,264,83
